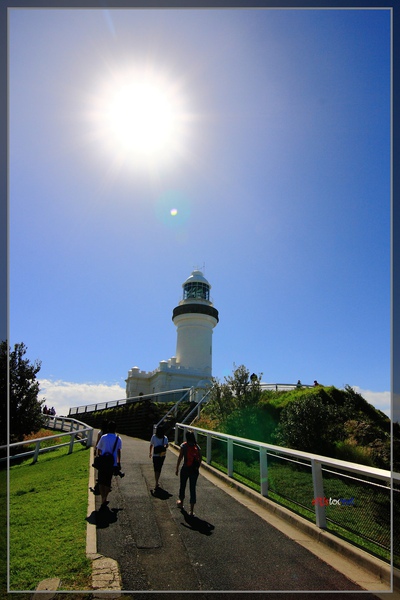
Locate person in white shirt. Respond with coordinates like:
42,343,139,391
96,421,122,509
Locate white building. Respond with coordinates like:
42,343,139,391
125,270,219,399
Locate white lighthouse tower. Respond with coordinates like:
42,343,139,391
172,270,219,377
125,269,219,398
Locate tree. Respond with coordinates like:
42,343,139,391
206,364,263,422
224,364,263,409
0,341,45,444
274,390,345,455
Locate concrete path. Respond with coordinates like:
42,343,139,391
87,434,392,596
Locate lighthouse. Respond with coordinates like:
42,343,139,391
172,270,219,376
125,269,219,398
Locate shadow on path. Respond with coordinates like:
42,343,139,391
150,486,173,500
86,507,123,529
180,508,215,536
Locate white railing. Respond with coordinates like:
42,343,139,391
174,422,399,530
67,383,315,416
260,383,314,391
153,387,194,433
180,385,215,425
2,416,93,464
68,388,192,415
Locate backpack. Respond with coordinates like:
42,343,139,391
184,442,201,470
93,435,119,471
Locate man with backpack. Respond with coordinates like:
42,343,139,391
175,430,202,516
96,421,122,509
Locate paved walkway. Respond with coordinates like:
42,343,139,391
87,434,392,596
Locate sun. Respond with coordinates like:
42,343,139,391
87,66,191,170
108,81,175,155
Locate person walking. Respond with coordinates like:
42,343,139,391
95,419,109,456
175,430,202,516
96,421,122,509
149,426,169,489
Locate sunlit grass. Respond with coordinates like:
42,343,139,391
209,456,393,565
9,446,92,591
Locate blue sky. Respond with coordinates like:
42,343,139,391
8,8,392,419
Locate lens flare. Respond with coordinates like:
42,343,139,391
155,191,190,229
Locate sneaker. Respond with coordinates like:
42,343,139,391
176,500,183,509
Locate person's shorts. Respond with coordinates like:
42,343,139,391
97,465,114,487
152,456,165,472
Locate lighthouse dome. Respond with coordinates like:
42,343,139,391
183,270,211,286
182,270,211,301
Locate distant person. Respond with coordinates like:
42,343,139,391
175,430,202,516
96,420,109,456
149,426,169,489
43,405,48,414
296,380,302,388
50,406,56,415
314,380,321,387
96,421,122,509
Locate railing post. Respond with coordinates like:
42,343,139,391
206,433,212,465
311,459,327,528
175,424,179,445
259,447,268,497
227,438,233,478
86,428,93,448
69,433,76,454
32,440,41,464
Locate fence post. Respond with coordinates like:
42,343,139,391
259,447,268,497
311,459,327,528
175,424,179,445
227,438,233,478
69,433,76,454
32,440,41,464
206,433,212,465
86,428,93,448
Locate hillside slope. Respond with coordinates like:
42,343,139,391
198,385,398,470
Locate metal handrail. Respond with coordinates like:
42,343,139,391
174,422,398,530
153,387,194,432
68,387,193,415
67,383,319,416
2,417,93,463
180,385,214,425
260,383,314,391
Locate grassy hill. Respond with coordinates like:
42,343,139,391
197,385,398,471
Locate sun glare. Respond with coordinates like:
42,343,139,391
88,67,191,170
109,82,174,154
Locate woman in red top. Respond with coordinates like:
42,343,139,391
175,430,202,516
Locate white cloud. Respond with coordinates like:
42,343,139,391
353,387,392,420
38,379,126,417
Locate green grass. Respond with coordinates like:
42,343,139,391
209,454,394,565
8,445,92,591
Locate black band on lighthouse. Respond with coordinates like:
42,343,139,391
172,304,219,323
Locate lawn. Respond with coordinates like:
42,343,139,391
8,444,92,591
